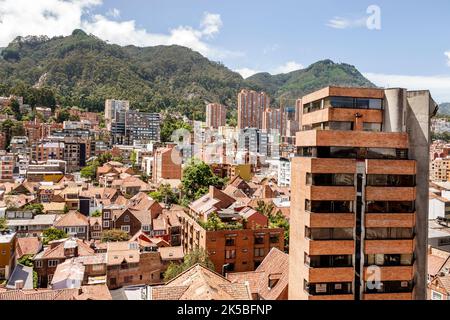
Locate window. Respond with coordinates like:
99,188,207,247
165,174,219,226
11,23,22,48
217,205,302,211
366,201,415,213
305,227,353,240
306,200,353,213
270,234,280,244
366,174,415,187
35,260,43,268
48,260,58,267
254,235,265,245
92,264,104,272
327,121,354,131
366,254,413,266
77,227,85,233
104,211,110,219
307,254,353,268
365,228,414,240
121,225,130,233
432,290,444,300
363,123,382,132
225,237,235,246
124,215,130,223
142,225,151,232
225,250,236,259
306,173,355,186
103,221,110,228
254,248,265,257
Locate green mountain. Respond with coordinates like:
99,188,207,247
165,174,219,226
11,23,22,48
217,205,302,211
438,103,450,116
0,29,376,116
244,59,376,102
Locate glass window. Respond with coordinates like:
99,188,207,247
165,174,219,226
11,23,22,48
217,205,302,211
328,121,354,131
330,97,354,109
363,123,382,132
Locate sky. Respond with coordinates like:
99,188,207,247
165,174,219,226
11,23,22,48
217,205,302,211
0,0,450,102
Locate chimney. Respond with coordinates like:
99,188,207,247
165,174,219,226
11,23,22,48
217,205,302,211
15,280,24,290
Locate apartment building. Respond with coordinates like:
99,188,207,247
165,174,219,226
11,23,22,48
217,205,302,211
206,103,227,129
0,230,16,281
289,86,437,300
152,144,182,183
0,151,14,181
262,108,286,135
237,90,270,129
104,99,130,126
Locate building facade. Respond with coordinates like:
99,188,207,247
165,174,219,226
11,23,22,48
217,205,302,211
237,90,270,129
289,86,436,300
206,103,227,129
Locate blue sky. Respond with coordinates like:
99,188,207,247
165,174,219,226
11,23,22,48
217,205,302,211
1,0,450,102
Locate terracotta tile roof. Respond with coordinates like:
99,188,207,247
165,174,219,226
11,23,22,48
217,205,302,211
106,242,140,266
128,192,157,211
159,246,184,261
150,264,251,300
227,248,288,300
37,238,95,260
89,217,102,227
42,202,66,212
54,211,89,227
152,218,166,231
0,288,79,300
75,285,112,300
428,254,448,276
16,237,42,259
129,209,152,225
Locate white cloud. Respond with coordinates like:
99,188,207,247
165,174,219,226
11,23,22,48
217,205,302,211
272,61,304,74
364,72,450,103
235,68,261,79
445,51,450,67
327,16,367,29
0,0,239,59
106,8,120,18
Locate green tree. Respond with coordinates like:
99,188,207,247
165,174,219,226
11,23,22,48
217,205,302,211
80,161,99,181
150,184,179,205
24,203,44,215
18,254,34,267
10,99,21,120
255,200,277,220
164,249,215,281
0,217,7,232
130,150,137,167
160,115,193,143
56,109,70,123
91,210,102,217
42,227,68,245
101,229,130,243
181,160,224,201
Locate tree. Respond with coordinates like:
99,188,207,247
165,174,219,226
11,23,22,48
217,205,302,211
80,161,99,181
18,255,38,288
101,229,130,243
56,109,70,123
181,160,224,201
255,200,277,220
164,249,215,281
160,115,192,143
130,150,137,167
149,184,178,205
0,217,7,232
42,227,68,245
24,203,44,215
91,210,102,217
10,99,21,120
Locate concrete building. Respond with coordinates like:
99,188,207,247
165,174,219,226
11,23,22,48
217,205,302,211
0,151,14,181
206,103,227,129
0,230,16,281
152,144,182,183
262,108,285,135
289,86,437,300
104,99,130,126
237,90,270,129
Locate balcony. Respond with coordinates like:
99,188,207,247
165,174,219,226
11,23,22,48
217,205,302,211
365,187,416,201
302,107,383,127
362,292,413,300
366,160,416,175
308,267,355,283
308,240,355,255
305,186,355,201
307,212,355,228
365,213,415,228
296,130,409,149
363,266,414,281
364,239,415,255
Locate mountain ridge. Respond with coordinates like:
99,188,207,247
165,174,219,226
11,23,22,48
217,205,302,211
0,30,376,116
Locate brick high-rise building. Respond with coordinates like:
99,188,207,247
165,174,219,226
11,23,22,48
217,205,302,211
289,86,437,300
262,108,286,135
237,90,270,129
206,103,227,129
